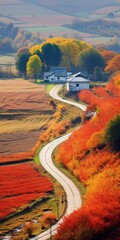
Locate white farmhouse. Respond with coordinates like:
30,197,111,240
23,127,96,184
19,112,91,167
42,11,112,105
44,67,67,83
67,72,90,92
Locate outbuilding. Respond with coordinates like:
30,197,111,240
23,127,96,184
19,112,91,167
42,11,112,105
44,67,67,83
67,72,90,92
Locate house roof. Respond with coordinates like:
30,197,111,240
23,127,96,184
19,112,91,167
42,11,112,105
44,72,54,77
67,72,90,83
50,67,67,77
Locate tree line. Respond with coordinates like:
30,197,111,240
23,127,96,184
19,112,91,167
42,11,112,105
16,37,106,81
0,22,44,52
65,19,120,37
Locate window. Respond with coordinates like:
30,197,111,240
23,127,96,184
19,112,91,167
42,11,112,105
76,84,79,87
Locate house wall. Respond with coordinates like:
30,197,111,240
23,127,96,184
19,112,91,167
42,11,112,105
67,82,89,91
49,75,66,82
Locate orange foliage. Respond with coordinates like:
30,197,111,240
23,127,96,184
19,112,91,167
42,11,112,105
56,75,120,239
105,54,120,73
41,213,56,228
87,131,104,149
93,86,110,98
55,167,120,240
55,207,94,240
98,49,116,64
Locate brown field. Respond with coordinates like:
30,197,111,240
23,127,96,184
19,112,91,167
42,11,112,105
18,15,77,28
0,79,53,159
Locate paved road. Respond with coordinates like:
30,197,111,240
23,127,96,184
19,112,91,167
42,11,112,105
31,85,86,240
50,84,87,111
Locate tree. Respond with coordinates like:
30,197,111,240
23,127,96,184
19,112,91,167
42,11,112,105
79,48,105,74
26,54,42,82
105,54,120,73
17,47,29,56
16,52,30,78
104,115,120,151
52,44,62,66
0,38,15,53
93,66,104,81
41,43,61,69
97,48,116,65
41,213,56,240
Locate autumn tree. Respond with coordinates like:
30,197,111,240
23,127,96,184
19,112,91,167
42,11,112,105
105,54,120,73
17,47,29,55
41,43,61,69
26,54,42,82
104,115,120,151
16,52,30,78
41,213,56,240
97,48,116,65
29,37,90,71
79,48,105,74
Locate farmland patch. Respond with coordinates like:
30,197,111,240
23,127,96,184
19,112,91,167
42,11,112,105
0,163,53,220
0,79,53,160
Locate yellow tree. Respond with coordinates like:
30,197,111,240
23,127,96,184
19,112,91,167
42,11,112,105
26,54,42,82
29,37,90,71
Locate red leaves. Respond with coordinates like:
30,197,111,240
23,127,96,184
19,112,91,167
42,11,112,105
55,75,120,239
0,164,53,219
55,167,120,240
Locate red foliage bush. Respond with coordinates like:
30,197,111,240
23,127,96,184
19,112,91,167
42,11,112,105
56,75,120,239
55,167,120,240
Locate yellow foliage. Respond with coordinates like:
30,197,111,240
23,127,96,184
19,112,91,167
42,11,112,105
29,45,41,54
114,74,120,87
87,131,104,149
29,37,90,70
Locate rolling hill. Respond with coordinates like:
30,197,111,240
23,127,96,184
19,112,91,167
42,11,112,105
23,0,118,14
1,0,120,45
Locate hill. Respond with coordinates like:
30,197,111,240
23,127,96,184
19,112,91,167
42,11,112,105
1,0,120,45
24,0,118,14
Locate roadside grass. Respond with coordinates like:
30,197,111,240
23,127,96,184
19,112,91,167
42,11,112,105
53,148,86,198
45,83,55,92
90,81,108,88
59,84,87,108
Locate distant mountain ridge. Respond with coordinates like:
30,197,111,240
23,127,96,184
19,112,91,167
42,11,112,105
22,0,119,14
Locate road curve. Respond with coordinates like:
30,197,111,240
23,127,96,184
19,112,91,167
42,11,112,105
31,85,86,240
50,84,87,111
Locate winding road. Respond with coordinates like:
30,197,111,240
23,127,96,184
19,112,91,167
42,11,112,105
31,85,87,240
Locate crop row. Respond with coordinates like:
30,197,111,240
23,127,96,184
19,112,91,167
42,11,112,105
0,163,53,219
